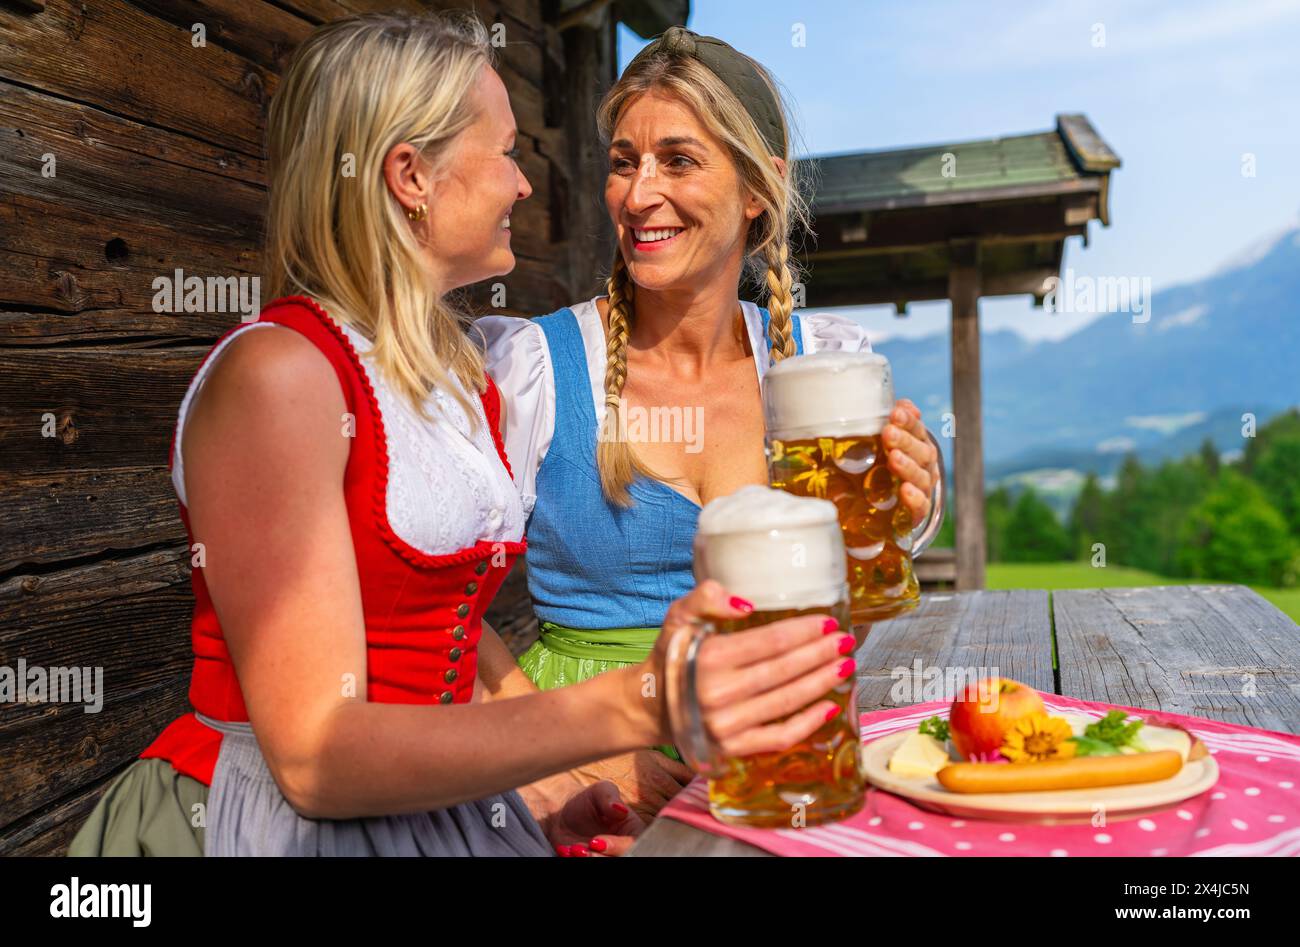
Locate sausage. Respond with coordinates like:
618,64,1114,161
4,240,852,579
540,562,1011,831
936,750,1183,794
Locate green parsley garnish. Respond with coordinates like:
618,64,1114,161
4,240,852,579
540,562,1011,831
1068,710,1148,756
919,716,950,742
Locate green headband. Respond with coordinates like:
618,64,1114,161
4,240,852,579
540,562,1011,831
624,26,786,157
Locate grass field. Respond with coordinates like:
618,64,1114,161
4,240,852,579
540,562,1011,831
983,561,1300,625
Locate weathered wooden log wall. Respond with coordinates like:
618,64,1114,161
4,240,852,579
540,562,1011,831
0,0,621,854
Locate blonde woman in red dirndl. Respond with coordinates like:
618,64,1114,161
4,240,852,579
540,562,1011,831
69,11,858,857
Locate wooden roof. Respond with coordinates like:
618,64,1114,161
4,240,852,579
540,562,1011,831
796,114,1121,310
809,115,1117,216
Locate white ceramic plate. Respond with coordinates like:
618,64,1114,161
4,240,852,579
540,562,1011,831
860,713,1220,824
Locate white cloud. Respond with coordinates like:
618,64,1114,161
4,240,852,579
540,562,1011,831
1097,436,1138,453
1124,412,1207,434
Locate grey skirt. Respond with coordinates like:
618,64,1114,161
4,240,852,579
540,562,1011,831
70,714,553,857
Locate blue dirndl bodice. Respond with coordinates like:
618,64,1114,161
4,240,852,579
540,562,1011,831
524,305,804,631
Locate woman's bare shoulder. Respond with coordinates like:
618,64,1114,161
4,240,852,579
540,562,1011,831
185,324,349,469
209,324,340,404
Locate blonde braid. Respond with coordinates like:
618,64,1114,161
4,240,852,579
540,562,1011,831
596,253,654,506
762,239,797,365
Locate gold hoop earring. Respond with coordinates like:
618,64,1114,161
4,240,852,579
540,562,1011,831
406,203,427,222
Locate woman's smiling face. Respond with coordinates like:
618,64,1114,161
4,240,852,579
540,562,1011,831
605,90,764,294
424,64,532,290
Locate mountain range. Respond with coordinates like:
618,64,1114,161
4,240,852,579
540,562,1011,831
873,224,1299,506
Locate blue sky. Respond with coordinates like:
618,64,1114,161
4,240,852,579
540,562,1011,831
618,0,1300,342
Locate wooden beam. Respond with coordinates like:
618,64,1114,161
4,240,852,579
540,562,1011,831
554,11,617,301
948,261,985,591
803,266,1059,309
555,0,615,31
0,0,279,159
811,176,1100,217
1055,114,1120,227
1056,113,1121,173
614,0,690,39
806,230,1084,264
806,196,1093,258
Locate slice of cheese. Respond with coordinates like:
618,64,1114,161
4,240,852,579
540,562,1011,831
888,732,950,779
1136,725,1193,761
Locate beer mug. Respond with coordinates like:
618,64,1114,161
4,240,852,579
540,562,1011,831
762,351,945,623
668,485,865,828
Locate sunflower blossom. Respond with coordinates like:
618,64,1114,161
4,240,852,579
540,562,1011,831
1000,713,1078,763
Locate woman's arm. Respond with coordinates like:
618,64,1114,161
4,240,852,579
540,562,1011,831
183,328,850,821
184,329,652,819
474,623,583,826
476,622,542,701
478,621,693,834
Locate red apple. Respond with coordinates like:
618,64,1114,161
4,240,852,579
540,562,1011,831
948,677,1045,761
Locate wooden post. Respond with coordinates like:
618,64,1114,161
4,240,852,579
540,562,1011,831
948,259,986,591
560,14,617,299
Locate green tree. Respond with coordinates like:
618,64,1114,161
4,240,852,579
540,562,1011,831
1147,456,1215,575
1106,453,1163,571
1245,430,1300,537
1241,407,1300,475
1176,469,1297,586
1067,471,1106,561
1198,437,1221,478
1002,487,1071,562
984,484,1012,562
934,492,956,548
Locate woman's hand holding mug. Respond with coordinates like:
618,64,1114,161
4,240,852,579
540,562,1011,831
641,579,856,767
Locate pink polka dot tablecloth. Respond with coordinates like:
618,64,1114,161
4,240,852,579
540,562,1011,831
658,693,1300,856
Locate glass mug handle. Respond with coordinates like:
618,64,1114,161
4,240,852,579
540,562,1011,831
665,617,725,776
908,429,946,559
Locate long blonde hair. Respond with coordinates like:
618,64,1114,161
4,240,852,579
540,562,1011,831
263,11,493,422
595,52,811,506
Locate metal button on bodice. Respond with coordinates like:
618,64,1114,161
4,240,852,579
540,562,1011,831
444,668,458,684
452,625,466,640
449,647,462,661
465,581,479,595
475,560,489,576
439,691,454,705
456,603,470,618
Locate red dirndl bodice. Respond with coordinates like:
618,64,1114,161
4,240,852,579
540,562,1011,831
141,296,525,785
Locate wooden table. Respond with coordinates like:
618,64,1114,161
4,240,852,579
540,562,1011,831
628,584,1300,856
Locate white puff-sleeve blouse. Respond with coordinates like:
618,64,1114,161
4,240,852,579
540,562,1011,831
478,298,872,516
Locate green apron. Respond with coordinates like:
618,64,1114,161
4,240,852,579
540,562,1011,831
518,622,682,761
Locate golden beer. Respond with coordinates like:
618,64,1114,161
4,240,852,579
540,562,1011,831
688,485,866,828
708,598,863,828
762,352,943,624
769,433,920,621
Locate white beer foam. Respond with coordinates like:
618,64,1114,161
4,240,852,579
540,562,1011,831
763,351,894,440
697,483,837,534
694,485,845,610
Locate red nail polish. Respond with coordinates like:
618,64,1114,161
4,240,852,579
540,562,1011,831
822,617,840,634
729,596,754,613
837,658,856,679
555,845,570,857
589,838,608,852
570,844,590,857
824,705,842,722
837,634,855,655
611,802,629,817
